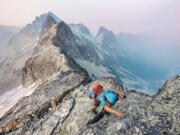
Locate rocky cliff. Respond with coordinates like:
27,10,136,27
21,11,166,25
0,15,179,135
0,73,179,135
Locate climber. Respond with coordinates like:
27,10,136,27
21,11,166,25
89,84,127,118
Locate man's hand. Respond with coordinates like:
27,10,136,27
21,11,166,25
104,106,124,118
115,91,127,102
116,111,124,118
122,98,127,103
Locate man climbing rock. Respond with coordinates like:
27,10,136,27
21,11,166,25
89,85,127,118
89,84,127,118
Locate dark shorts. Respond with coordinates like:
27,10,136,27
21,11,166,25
94,102,100,107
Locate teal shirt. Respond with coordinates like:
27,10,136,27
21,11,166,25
89,90,117,106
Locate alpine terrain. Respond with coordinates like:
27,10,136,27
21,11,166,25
0,12,179,135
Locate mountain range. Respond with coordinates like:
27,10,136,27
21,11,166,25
0,12,170,95
0,12,179,134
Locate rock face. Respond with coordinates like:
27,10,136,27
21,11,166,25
144,75,180,134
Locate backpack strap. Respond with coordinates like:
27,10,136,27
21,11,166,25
93,91,100,103
93,91,106,103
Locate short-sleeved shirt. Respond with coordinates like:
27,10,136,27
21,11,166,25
89,90,118,107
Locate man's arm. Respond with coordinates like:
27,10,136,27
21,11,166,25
104,106,124,118
98,95,124,118
115,91,127,102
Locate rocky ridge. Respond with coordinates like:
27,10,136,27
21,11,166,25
0,73,179,134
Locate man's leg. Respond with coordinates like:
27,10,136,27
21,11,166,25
103,100,111,115
92,102,99,114
93,104,98,110
106,101,111,107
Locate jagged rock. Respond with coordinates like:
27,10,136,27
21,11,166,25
143,75,180,134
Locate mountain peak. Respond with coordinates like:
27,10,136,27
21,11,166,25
21,12,60,36
97,26,107,35
22,19,87,87
41,15,57,33
69,23,91,35
97,26,116,45
46,11,61,22
97,26,114,37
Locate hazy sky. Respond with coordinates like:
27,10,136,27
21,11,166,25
0,0,180,38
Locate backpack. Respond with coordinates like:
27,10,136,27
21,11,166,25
92,85,103,103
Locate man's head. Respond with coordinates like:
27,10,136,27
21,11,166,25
92,84,103,93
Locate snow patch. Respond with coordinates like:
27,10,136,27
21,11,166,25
0,83,39,118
